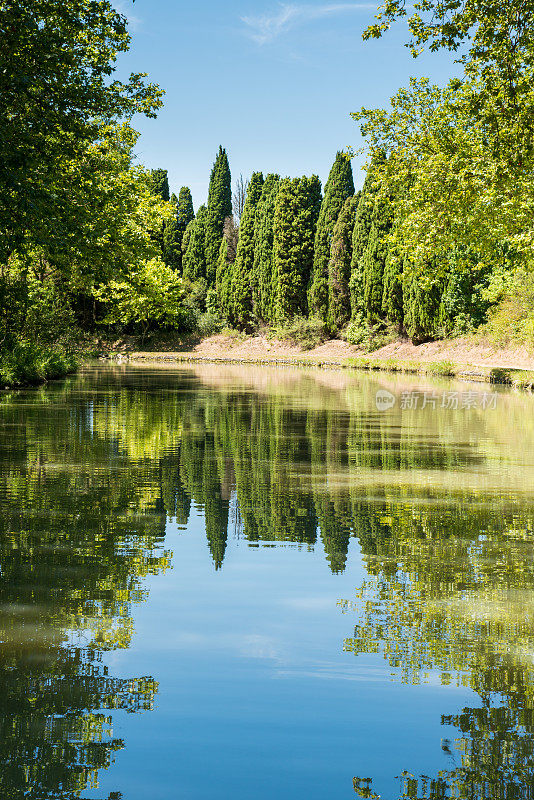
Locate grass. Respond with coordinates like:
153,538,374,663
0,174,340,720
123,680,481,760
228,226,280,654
346,357,458,377
345,357,534,390
0,341,77,389
489,367,534,390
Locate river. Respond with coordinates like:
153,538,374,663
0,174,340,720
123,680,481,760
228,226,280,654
0,363,533,799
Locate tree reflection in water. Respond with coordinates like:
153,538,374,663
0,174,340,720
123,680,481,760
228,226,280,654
1,364,534,797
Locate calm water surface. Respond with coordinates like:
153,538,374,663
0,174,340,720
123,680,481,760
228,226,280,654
1,363,534,799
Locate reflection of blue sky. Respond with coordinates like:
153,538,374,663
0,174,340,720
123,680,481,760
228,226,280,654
90,510,475,800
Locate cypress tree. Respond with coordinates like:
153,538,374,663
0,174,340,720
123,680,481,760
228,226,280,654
178,186,195,229
272,176,322,323
216,237,230,317
181,219,194,265
402,258,444,343
162,193,181,270
253,174,280,323
215,216,239,320
362,195,393,322
327,195,358,333
382,232,404,326
308,152,354,322
148,168,170,201
162,186,195,273
349,173,376,319
228,172,264,328
205,146,232,285
182,204,207,281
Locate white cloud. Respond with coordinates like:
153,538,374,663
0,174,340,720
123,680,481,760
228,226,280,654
114,0,142,31
241,3,376,45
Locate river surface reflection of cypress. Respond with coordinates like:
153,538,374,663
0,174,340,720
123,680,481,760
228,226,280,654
1,363,533,799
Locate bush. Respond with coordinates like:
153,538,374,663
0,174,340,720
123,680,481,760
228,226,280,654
484,266,534,346
196,312,224,337
0,341,77,388
343,313,397,352
272,316,327,350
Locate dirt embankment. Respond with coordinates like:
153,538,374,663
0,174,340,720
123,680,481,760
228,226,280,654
120,333,534,371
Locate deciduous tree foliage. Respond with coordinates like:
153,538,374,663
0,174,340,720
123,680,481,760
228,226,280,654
272,176,322,323
327,195,358,333
0,0,162,261
205,146,232,284
309,152,354,322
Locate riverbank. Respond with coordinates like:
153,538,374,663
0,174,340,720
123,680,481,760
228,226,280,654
108,332,534,390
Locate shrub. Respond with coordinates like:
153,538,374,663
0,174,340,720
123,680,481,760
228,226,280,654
343,313,396,352
272,316,327,350
0,341,77,388
196,312,224,337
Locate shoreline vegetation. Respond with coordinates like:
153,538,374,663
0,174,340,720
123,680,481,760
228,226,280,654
5,2,534,390
98,331,534,391
0,342,78,389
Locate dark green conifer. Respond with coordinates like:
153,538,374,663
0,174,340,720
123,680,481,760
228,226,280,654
162,194,181,270
228,172,264,328
162,186,195,273
178,186,195,228
327,195,358,333
215,216,239,320
148,168,170,201
362,195,393,322
205,147,232,285
402,259,444,343
181,219,194,264
308,153,354,322
182,205,207,281
381,232,404,326
272,176,322,323
349,171,376,319
253,174,280,323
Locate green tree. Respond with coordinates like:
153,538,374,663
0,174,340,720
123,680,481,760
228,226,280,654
163,186,195,273
327,195,358,333
349,168,378,319
94,258,193,340
205,147,232,284
272,176,322,323
148,168,170,201
402,258,445,342
308,152,354,322
0,0,163,261
183,205,208,281
253,174,281,323
215,216,239,319
381,227,404,326
362,195,393,322
177,187,195,260
228,172,264,328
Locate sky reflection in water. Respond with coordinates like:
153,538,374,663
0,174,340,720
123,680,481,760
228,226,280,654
0,364,533,799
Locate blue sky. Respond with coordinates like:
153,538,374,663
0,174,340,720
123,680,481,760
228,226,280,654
116,0,455,209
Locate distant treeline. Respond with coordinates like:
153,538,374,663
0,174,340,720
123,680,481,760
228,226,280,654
154,147,495,346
